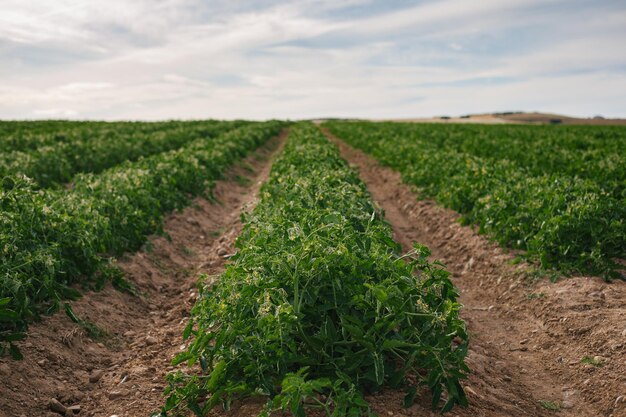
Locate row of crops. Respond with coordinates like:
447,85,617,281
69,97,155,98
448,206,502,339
0,120,246,187
0,121,284,358
160,124,468,416
0,120,228,153
324,121,625,280
0,120,111,152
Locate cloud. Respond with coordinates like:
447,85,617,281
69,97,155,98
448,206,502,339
33,108,79,117
0,0,624,119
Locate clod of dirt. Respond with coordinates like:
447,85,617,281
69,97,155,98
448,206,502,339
145,336,157,346
49,398,67,414
88,370,104,383
108,389,130,400
0,363,10,375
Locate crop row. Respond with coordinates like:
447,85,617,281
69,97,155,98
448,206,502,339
0,120,244,187
0,120,203,153
331,122,625,198
324,121,625,279
160,123,468,416
0,121,284,358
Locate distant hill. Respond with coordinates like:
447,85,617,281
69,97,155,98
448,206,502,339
379,112,626,126
494,112,626,125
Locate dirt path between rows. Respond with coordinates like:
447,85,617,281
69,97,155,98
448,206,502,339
0,131,288,417
322,128,626,417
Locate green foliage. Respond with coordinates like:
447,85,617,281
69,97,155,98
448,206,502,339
580,355,604,367
0,122,284,358
539,400,561,411
160,124,468,416
526,292,545,300
0,120,111,152
0,120,245,187
325,121,625,280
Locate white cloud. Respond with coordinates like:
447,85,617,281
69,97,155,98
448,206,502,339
33,108,79,117
0,0,624,119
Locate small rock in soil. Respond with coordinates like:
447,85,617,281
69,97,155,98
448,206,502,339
145,336,158,345
89,370,104,383
66,405,81,415
49,398,67,414
108,389,130,400
0,363,11,374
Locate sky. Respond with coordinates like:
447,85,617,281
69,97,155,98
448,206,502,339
0,0,625,120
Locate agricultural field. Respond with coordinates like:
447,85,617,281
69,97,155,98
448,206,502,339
1,121,283,357
0,120,625,417
324,121,625,280
0,120,248,187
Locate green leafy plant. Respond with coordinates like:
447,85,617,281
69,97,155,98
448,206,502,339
324,121,625,280
0,122,285,358
539,400,561,411
526,292,545,300
159,123,468,416
0,120,246,187
580,355,604,367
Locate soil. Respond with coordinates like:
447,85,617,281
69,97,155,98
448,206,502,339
2,127,625,417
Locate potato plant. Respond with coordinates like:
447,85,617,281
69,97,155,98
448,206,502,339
0,122,284,358
160,123,468,416
0,120,245,187
325,121,625,280
0,120,111,152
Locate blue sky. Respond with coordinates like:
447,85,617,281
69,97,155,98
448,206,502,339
0,0,625,120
